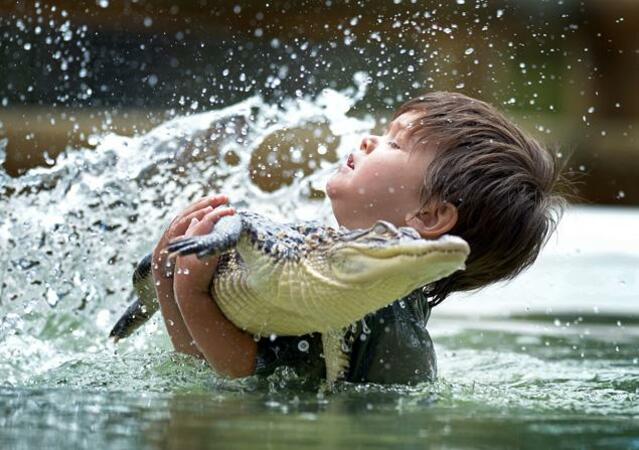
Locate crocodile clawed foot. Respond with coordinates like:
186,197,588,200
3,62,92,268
166,236,220,260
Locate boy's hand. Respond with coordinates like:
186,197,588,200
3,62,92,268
152,194,232,276
173,205,236,294
151,194,234,356
150,194,256,378
169,201,256,378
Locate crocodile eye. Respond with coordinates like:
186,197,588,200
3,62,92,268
372,222,389,234
371,221,399,235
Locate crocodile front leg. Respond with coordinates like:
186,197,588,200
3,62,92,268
166,213,243,258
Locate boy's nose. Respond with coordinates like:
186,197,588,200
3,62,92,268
360,135,379,154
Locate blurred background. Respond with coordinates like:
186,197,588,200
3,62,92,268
0,0,637,205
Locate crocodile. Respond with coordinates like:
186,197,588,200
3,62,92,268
110,210,469,385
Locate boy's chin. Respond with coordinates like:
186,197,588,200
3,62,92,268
325,173,343,199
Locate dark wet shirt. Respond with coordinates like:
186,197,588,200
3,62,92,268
255,288,436,385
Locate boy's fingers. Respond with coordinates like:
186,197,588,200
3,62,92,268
167,207,235,246
166,195,228,230
180,194,229,218
198,207,235,226
184,217,199,236
176,207,236,241
168,203,225,238
178,207,213,229
185,218,199,236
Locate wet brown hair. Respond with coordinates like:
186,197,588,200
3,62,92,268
394,92,566,306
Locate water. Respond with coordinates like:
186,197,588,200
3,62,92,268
1,85,638,449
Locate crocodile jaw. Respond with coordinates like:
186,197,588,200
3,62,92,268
328,234,469,285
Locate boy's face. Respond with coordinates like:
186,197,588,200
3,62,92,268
326,111,435,230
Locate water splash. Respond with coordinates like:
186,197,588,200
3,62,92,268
0,77,372,388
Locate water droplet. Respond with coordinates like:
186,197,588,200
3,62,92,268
464,48,474,55
98,0,109,8
297,340,309,352
46,288,59,307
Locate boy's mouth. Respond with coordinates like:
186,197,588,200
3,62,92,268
346,154,355,170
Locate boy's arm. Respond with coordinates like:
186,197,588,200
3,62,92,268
151,195,233,356
151,194,256,378
171,207,257,379
153,261,203,357
173,265,257,378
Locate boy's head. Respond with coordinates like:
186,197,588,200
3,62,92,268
326,91,564,305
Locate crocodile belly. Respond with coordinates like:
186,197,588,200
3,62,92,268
211,259,398,337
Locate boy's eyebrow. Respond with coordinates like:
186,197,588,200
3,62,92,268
388,119,401,134
388,119,411,143
387,121,405,142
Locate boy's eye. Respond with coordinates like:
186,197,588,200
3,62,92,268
388,141,401,150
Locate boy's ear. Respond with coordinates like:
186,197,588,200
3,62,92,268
404,201,458,239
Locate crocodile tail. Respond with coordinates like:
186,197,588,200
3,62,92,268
322,329,350,388
109,253,160,341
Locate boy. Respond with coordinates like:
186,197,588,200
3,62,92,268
152,92,564,385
